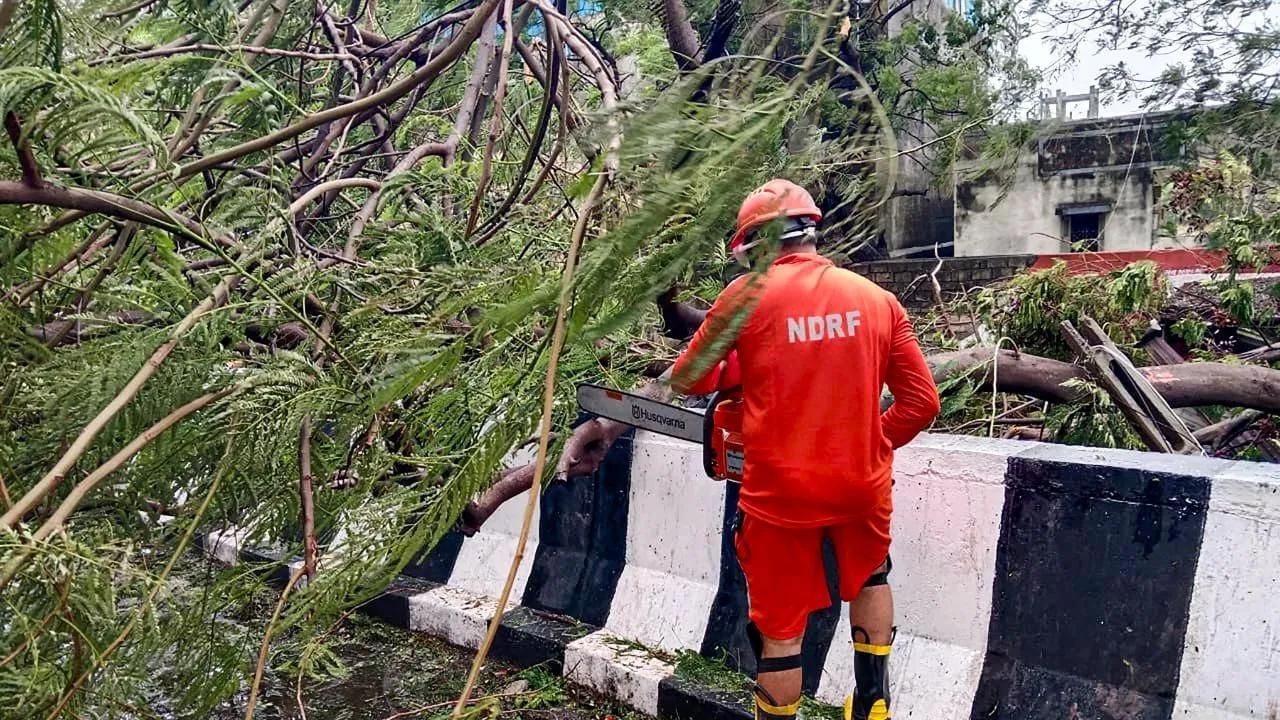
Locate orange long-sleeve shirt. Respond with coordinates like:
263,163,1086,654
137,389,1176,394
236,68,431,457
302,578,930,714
670,253,941,528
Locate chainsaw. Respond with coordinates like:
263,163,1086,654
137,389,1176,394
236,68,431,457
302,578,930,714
575,383,745,482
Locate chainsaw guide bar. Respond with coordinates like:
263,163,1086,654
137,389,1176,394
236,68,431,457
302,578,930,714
575,384,706,444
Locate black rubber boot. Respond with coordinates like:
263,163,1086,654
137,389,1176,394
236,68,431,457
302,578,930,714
844,638,891,720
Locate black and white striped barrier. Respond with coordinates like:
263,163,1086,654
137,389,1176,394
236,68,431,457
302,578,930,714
207,432,1280,719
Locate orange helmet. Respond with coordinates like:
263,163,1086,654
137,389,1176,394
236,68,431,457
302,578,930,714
729,179,823,255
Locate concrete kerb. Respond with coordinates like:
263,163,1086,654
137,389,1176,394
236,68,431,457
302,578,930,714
204,432,1280,720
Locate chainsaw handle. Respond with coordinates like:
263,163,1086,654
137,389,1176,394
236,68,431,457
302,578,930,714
702,391,724,479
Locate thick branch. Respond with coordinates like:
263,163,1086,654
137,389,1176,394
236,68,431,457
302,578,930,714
0,182,219,244
4,112,43,187
700,0,741,64
927,349,1280,414
659,0,701,71
465,0,517,237
1194,410,1267,448
461,381,670,534
656,287,708,341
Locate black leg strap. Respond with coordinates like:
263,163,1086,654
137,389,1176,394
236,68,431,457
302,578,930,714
747,622,803,674
863,554,892,588
756,654,804,674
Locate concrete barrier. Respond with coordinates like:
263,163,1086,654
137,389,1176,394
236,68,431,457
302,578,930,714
208,431,1280,720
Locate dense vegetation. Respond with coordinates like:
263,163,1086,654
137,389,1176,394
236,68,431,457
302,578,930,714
0,0,1276,716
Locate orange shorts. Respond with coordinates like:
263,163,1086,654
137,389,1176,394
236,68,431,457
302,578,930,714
733,511,890,639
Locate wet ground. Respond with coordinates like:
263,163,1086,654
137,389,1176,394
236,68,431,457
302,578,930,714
208,614,643,720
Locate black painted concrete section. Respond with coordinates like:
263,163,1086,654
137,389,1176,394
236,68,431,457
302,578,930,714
657,677,753,720
234,544,298,588
522,421,634,626
699,483,842,696
700,482,753,671
969,455,1210,720
800,538,843,696
403,528,465,582
359,577,440,629
491,606,598,672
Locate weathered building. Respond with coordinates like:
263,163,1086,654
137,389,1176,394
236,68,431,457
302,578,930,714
953,109,1191,256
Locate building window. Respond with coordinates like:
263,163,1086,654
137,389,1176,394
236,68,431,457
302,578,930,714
1057,203,1110,252
947,0,971,15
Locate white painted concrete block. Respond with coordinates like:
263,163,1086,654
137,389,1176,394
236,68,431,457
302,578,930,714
817,612,985,717
564,630,675,717
407,585,500,649
1174,462,1280,719
893,436,1008,651
204,527,248,564
626,433,726,585
605,433,725,652
449,457,539,598
813,437,1007,713
607,564,718,653
449,525,537,601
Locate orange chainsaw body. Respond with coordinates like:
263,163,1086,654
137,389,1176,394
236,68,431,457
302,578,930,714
703,389,746,483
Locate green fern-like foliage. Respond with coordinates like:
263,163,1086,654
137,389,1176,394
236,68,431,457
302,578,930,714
0,0,913,712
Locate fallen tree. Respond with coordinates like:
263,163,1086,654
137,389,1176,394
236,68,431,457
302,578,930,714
457,331,1280,535
927,349,1280,414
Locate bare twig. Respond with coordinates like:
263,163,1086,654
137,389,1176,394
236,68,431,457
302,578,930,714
298,418,318,580
451,168,613,717
1,273,243,530
90,44,360,65
289,178,381,216
178,0,501,179
243,567,307,720
97,0,160,19
879,0,916,26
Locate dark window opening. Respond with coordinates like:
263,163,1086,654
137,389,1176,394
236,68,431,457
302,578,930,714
1065,212,1104,252
1057,203,1110,252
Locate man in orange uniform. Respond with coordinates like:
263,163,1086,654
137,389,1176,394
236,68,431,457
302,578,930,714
670,180,941,720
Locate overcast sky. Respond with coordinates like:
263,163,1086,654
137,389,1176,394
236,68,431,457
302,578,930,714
1016,1,1280,120
1018,36,1153,118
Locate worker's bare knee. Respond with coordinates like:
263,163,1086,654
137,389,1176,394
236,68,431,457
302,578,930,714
760,632,804,656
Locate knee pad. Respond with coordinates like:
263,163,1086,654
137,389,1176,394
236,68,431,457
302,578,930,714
846,626,894,720
746,622,804,675
746,622,803,719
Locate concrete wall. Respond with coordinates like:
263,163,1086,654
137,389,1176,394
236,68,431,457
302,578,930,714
210,431,1280,720
851,255,1035,308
